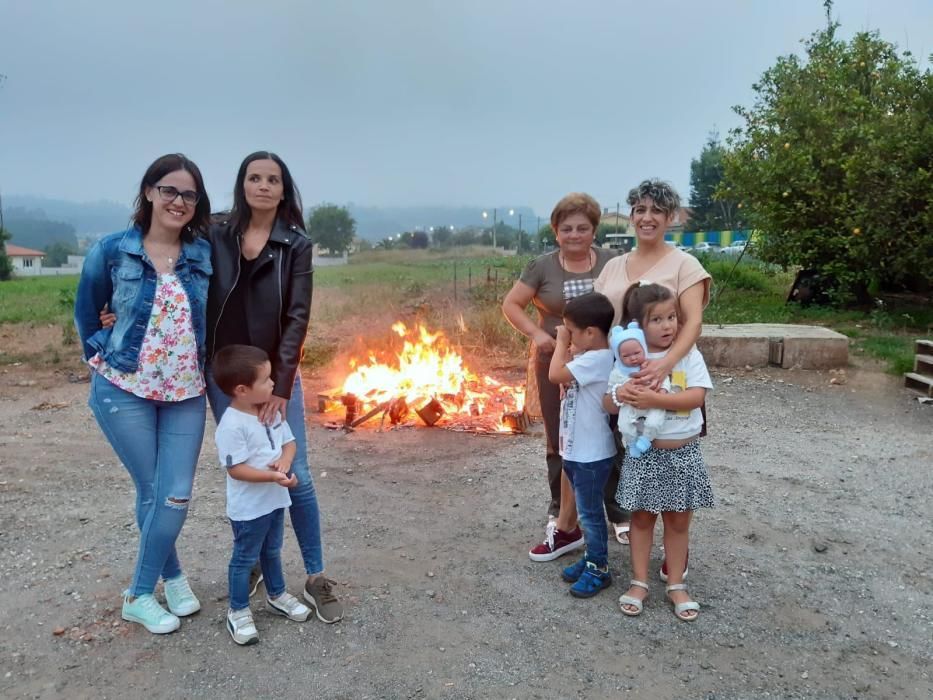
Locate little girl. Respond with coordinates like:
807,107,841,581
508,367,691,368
604,282,713,622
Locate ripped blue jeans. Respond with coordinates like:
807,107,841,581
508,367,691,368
88,373,206,596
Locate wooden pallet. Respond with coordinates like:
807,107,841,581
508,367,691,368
904,339,933,397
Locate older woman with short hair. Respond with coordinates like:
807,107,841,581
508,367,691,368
502,192,630,561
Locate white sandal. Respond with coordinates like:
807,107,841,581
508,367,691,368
618,580,649,617
612,522,630,545
665,583,700,622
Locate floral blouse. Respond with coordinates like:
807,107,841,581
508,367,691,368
90,273,205,401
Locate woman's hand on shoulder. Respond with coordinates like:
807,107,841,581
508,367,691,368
259,396,289,426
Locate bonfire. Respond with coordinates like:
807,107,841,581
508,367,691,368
319,322,527,433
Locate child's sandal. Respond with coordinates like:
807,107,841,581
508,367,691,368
618,579,649,617
665,583,699,622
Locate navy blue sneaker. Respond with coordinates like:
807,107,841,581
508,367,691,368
561,557,588,583
569,562,612,598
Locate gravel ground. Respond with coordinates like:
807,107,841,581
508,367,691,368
0,359,931,700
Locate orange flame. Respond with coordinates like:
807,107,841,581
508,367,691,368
337,322,525,430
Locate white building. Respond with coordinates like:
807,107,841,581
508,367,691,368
6,244,45,274
5,244,84,276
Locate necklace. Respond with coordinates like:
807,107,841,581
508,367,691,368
558,249,595,274
144,241,181,271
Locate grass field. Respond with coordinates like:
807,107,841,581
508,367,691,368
1,250,929,374
0,275,79,325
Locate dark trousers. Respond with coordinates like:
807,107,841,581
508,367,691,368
536,350,629,523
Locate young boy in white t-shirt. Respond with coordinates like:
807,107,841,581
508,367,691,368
548,292,618,599
212,344,312,645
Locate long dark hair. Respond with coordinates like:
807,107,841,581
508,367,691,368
621,282,675,327
228,151,305,233
132,153,211,242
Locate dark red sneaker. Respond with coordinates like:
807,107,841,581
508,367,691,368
529,523,585,562
659,549,690,582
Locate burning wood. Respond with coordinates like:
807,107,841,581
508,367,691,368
318,321,526,433
415,398,445,426
500,409,530,434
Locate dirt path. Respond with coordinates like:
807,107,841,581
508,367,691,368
1,357,931,699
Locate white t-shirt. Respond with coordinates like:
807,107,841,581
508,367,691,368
559,348,617,462
648,346,713,440
215,407,296,522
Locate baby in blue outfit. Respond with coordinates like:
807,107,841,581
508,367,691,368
607,322,671,458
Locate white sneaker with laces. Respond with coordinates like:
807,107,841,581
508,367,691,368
227,607,259,646
122,592,180,634
267,592,311,622
163,574,201,616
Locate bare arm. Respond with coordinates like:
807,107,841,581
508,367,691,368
625,386,706,412
547,326,574,384
502,280,556,353
228,463,297,487
268,440,296,473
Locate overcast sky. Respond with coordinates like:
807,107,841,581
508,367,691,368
1,0,931,218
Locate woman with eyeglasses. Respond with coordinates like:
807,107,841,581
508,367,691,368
204,151,343,624
75,153,213,635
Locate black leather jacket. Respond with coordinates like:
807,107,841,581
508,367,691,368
206,218,313,400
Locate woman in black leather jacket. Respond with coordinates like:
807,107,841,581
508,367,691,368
205,151,343,623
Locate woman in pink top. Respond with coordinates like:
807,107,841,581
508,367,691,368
595,179,710,389
563,180,711,573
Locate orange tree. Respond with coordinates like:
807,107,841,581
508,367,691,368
723,24,932,304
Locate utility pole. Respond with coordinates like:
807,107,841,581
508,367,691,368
517,213,522,254
492,207,497,249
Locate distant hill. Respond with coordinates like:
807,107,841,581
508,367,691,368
4,195,131,238
3,206,79,251
1,196,542,244
341,205,541,241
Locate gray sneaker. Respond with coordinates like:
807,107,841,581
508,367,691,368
303,577,344,623
267,592,311,622
226,607,259,646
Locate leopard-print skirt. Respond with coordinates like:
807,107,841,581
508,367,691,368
616,439,714,514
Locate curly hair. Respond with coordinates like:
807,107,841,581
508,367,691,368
626,179,681,215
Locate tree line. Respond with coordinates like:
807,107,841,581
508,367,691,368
687,13,931,304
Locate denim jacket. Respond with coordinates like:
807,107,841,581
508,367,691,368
74,227,212,372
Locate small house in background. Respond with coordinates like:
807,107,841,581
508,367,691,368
6,244,45,274
601,210,633,251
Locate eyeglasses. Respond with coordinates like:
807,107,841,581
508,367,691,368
154,185,201,206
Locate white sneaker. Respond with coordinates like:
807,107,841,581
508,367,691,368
163,574,201,616
267,592,311,622
227,607,259,645
122,592,180,634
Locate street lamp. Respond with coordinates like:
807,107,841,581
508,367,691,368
482,209,498,248
504,209,526,254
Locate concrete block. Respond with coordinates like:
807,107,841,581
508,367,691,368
696,334,770,368
698,324,848,369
